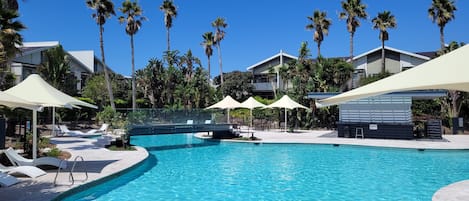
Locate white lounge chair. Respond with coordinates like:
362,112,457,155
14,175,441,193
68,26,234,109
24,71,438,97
0,172,20,187
58,124,107,137
0,163,46,178
5,148,67,169
186,120,194,125
205,120,212,124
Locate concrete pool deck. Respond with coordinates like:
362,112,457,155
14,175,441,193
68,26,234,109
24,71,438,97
0,130,468,200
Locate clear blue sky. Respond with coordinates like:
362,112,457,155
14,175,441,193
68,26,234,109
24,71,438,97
18,0,469,77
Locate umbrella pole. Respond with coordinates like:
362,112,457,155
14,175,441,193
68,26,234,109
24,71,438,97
227,108,230,123
284,107,287,133
52,107,55,136
250,109,253,139
32,109,37,159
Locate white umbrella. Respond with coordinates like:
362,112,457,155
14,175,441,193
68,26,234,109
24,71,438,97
240,97,266,128
5,74,98,159
205,95,242,123
266,95,309,132
0,91,40,110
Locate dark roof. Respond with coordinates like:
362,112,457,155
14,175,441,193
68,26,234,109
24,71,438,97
415,51,438,59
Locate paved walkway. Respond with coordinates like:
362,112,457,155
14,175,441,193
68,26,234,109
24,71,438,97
0,137,148,201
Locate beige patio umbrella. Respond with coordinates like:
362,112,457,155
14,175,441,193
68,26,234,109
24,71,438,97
0,91,40,110
205,95,242,123
240,97,266,135
5,74,97,159
316,44,469,107
266,95,309,132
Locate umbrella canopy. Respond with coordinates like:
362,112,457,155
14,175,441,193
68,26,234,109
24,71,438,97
266,95,309,132
5,74,97,109
206,95,242,123
0,91,40,110
316,44,469,107
240,97,266,129
5,74,97,159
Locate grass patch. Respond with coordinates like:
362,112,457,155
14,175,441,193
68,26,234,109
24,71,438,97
107,145,136,151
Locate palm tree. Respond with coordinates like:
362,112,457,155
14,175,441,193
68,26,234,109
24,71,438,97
118,0,146,111
428,0,457,50
0,2,24,67
212,17,227,85
86,0,116,110
339,0,367,61
1,0,18,10
372,11,397,73
159,0,177,52
306,10,332,58
201,32,214,81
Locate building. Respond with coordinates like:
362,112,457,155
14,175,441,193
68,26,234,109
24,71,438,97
10,41,114,92
246,47,436,98
246,50,297,99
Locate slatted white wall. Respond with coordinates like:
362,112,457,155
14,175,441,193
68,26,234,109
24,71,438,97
339,96,412,123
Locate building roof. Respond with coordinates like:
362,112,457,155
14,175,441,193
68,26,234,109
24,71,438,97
307,90,447,100
351,46,431,61
68,50,95,73
247,51,298,71
17,41,59,56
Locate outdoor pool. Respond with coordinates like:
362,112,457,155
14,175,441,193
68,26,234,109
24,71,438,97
62,134,469,201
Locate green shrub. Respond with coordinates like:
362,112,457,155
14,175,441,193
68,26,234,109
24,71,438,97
45,148,61,157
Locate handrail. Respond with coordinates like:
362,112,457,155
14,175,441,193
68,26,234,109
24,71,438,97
69,156,88,186
54,155,88,186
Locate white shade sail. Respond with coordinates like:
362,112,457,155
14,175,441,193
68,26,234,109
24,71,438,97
316,44,469,107
266,95,309,132
240,97,266,109
0,91,40,110
206,95,242,109
5,74,97,109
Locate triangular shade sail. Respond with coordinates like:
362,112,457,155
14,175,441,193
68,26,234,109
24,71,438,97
266,95,309,110
240,97,266,109
0,91,39,110
316,44,469,107
5,74,97,109
206,95,242,109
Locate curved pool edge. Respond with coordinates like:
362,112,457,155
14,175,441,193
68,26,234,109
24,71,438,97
51,146,149,201
433,180,469,201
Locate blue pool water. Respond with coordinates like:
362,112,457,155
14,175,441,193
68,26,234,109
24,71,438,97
64,134,469,201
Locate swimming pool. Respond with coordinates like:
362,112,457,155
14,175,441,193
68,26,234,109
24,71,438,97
63,134,469,201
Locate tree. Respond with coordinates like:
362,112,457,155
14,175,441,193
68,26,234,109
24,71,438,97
86,0,116,110
428,0,457,50
216,71,253,101
1,0,18,10
339,0,367,62
212,17,227,85
201,31,214,81
372,11,397,73
118,0,146,111
159,0,177,52
0,0,25,69
306,10,332,58
180,49,201,81
82,74,117,109
37,45,77,95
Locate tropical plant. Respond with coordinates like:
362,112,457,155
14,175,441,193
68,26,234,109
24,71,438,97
0,0,25,69
118,0,146,111
201,31,214,81
306,10,332,58
216,71,253,101
428,0,457,50
86,0,117,110
82,74,117,109
372,11,397,73
159,0,177,52
37,45,77,95
212,17,227,85
339,0,367,62
180,49,201,81
1,0,18,10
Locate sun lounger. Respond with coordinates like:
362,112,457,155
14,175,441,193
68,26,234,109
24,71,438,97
5,148,67,169
0,163,46,178
0,172,20,187
58,124,107,137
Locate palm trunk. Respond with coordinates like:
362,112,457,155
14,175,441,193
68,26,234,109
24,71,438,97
440,26,445,50
131,34,136,111
349,31,354,62
207,55,211,81
381,39,385,73
216,43,223,85
167,28,171,52
317,41,321,58
99,24,116,110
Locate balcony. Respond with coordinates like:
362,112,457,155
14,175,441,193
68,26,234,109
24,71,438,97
253,82,276,91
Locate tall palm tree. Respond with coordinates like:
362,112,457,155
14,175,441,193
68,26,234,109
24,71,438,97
201,32,214,81
118,0,146,111
428,0,457,50
372,11,397,73
1,0,18,10
339,0,367,62
0,1,24,65
212,17,227,85
306,10,332,58
159,0,177,52
86,0,116,110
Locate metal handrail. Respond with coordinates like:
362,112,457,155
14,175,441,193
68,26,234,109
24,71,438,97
53,159,68,186
69,156,88,186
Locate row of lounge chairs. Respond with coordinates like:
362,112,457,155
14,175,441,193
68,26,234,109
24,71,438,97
0,147,67,187
56,124,109,137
